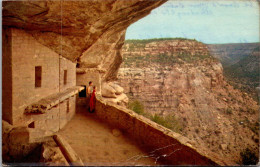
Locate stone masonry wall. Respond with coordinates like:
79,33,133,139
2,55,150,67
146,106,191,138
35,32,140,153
28,96,75,132
59,56,76,92
76,69,102,106
11,28,59,125
2,28,13,124
76,69,101,93
59,96,76,130
95,97,228,165
3,28,77,132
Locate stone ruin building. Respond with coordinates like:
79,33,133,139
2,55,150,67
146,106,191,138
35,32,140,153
2,0,231,166
3,28,82,131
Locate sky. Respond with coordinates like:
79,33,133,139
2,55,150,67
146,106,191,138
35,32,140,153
125,0,259,44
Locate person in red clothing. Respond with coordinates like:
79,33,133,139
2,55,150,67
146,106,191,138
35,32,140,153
89,86,96,113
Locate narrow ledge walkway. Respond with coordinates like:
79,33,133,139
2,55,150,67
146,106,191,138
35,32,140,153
56,107,159,166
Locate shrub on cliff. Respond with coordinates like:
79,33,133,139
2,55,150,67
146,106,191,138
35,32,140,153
128,100,183,133
128,100,144,115
240,148,258,165
151,114,172,128
177,53,214,63
223,107,233,115
151,113,183,133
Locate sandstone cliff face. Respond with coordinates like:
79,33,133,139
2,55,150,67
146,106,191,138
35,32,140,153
3,0,166,81
207,43,259,67
117,39,259,163
219,45,260,102
225,47,260,83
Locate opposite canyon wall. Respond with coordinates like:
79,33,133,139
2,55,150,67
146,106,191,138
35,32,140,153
117,39,259,163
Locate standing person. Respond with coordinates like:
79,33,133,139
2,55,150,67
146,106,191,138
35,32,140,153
89,86,96,113
86,81,93,111
87,81,93,96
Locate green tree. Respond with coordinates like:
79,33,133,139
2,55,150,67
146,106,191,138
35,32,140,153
128,100,144,114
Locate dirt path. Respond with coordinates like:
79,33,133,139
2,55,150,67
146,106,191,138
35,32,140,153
57,108,158,166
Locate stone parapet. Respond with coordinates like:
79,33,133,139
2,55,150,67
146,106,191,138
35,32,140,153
95,96,231,165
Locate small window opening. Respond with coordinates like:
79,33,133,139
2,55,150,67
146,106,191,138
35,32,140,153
66,100,70,113
64,70,67,85
76,63,80,68
28,121,35,128
79,85,86,97
35,66,42,88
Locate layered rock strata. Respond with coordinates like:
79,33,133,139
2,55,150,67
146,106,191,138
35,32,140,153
117,39,259,163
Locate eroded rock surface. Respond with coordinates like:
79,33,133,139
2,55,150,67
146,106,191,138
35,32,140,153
207,43,259,66
2,120,54,162
102,82,129,107
40,138,69,166
3,0,166,81
117,39,259,163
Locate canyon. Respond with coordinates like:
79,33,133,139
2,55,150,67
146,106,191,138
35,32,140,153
2,0,259,165
207,43,259,67
223,46,260,100
117,39,259,163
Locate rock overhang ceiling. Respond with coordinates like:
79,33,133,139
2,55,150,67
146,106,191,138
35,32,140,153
3,0,167,81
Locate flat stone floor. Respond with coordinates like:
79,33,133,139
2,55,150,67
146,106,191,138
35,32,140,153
57,108,158,166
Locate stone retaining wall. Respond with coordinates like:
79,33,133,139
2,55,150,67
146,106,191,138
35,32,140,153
2,28,78,132
95,97,227,165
